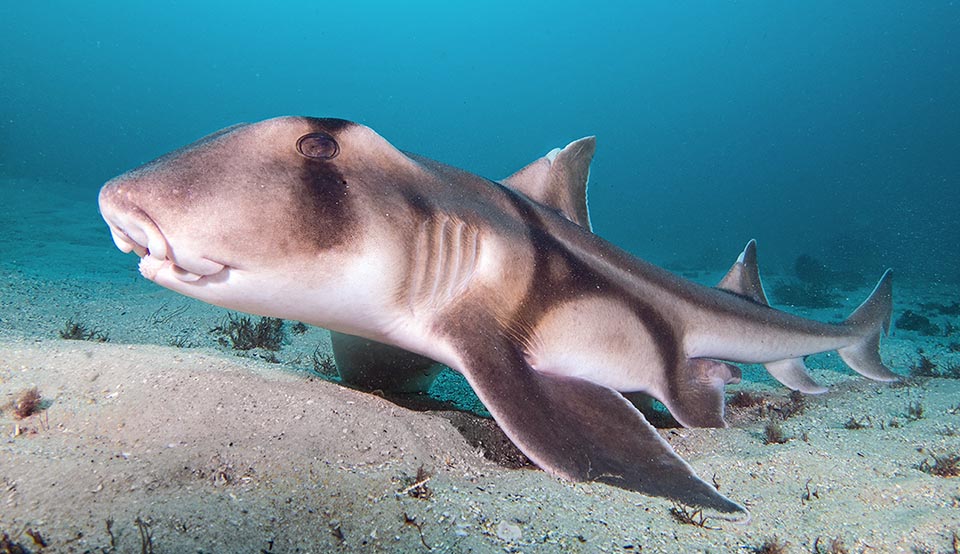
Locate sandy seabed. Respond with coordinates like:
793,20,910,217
1,179,959,552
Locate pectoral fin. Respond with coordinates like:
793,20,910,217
453,333,749,520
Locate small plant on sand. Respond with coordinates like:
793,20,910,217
210,314,286,351
135,516,155,553
397,466,432,500
58,319,109,342
0,532,29,554
668,503,716,529
291,321,309,335
813,536,850,554
906,401,925,421
763,421,789,444
802,479,820,504
843,416,870,430
918,452,960,478
910,351,940,378
168,332,198,349
12,387,42,419
752,537,788,553
727,390,766,409
311,346,338,377
774,390,806,420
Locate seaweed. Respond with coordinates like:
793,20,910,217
311,346,338,377
397,466,432,500
843,416,870,430
149,302,188,325
763,421,789,444
291,322,309,335
668,503,716,529
776,390,807,420
24,529,46,548
402,513,430,549
813,536,849,554
105,519,117,551
330,522,345,543
168,332,198,349
135,517,154,554
58,318,109,342
910,351,939,378
12,388,42,420
727,390,766,409
895,310,940,336
209,314,286,351
802,479,820,504
752,537,787,553
906,401,925,421
0,532,29,554
918,452,960,478
729,390,806,422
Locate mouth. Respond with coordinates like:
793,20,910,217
102,207,229,284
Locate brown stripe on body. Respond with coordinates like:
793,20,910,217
493,185,683,396
294,118,362,251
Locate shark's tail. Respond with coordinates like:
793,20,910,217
837,269,899,382
718,242,899,391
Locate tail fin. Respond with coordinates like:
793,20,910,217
837,269,899,381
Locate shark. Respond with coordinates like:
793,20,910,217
98,117,898,521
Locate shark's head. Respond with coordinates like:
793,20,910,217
99,116,426,335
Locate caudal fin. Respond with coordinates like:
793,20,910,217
837,269,899,382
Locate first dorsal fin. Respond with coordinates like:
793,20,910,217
717,239,769,305
501,136,596,230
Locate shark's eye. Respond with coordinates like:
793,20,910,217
297,133,339,160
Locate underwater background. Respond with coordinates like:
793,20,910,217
3,3,960,551
2,1,958,283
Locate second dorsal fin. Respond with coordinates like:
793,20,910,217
717,239,769,305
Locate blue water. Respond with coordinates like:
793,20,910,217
1,2,959,281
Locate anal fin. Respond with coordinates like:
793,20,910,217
455,335,749,520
